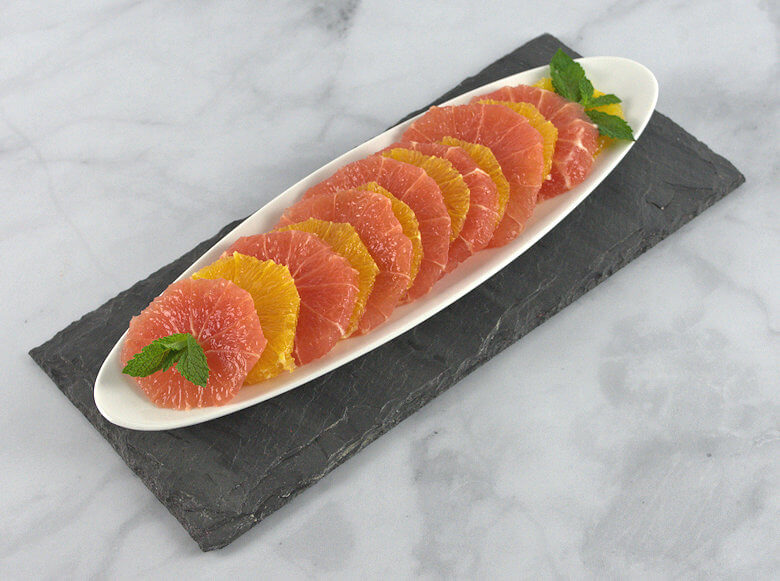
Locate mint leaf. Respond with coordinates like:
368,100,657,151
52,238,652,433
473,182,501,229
122,342,172,377
578,77,595,106
122,332,209,387
586,93,622,108
156,333,190,350
159,349,180,372
549,49,585,102
176,335,209,388
586,110,635,141
547,49,635,142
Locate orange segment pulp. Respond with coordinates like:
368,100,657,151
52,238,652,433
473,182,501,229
532,77,555,91
193,252,300,383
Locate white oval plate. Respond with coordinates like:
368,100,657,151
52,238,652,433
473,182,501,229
95,56,658,431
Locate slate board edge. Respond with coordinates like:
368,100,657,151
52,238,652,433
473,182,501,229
28,34,745,552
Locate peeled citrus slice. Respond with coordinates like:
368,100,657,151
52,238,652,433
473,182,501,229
477,100,557,180
193,252,299,382
472,85,597,201
226,230,359,365
381,148,469,242
441,136,510,226
277,188,412,334
304,155,449,302
121,278,265,409
357,182,422,286
278,219,378,337
402,103,544,248
389,141,500,271
533,77,625,156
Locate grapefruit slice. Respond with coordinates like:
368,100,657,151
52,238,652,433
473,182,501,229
388,141,500,271
121,278,265,409
441,136,510,226
277,219,378,337
304,155,449,302
534,76,626,156
226,230,359,365
357,181,422,286
402,103,544,247
277,188,412,334
472,85,598,201
477,100,558,180
381,148,469,242
193,252,300,382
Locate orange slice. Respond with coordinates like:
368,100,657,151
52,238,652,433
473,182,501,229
440,136,510,228
193,252,299,383
381,148,470,242
532,77,555,91
478,99,558,180
357,181,422,287
278,218,378,337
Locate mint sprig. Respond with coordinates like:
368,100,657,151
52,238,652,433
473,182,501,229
586,93,622,108
122,333,209,387
584,110,635,141
549,49,585,102
548,49,634,141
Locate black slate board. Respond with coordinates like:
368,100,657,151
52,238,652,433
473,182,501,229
30,34,745,551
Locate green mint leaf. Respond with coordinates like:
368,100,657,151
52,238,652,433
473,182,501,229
122,342,172,377
586,93,622,108
578,77,595,106
175,335,209,388
155,333,190,351
159,349,180,372
586,110,635,141
547,50,635,142
122,332,209,387
549,49,585,102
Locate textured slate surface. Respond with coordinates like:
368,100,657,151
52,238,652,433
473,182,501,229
29,34,745,551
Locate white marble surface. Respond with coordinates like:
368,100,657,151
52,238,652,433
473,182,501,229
1,0,777,578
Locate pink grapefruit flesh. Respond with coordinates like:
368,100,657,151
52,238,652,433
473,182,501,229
304,154,450,302
226,230,359,365
121,278,266,409
388,140,500,271
472,85,598,200
401,103,544,248
276,188,412,335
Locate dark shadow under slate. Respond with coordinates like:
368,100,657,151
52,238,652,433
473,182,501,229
29,34,745,551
